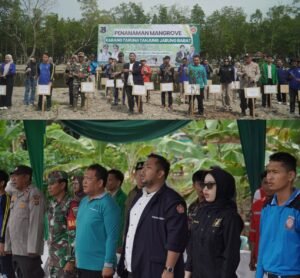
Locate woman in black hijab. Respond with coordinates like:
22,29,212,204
185,168,244,278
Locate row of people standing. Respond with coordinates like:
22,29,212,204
1,151,299,277
102,53,208,115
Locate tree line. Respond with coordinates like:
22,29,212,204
0,0,299,64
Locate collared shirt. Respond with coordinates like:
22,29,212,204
125,188,156,272
5,185,45,256
256,189,300,278
267,65,272,79
75,192,120,271
127,63,134,86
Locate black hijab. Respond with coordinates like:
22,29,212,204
203,168,237,210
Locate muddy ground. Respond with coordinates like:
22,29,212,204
0,86,298,120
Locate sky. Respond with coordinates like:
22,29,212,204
51,0,292,19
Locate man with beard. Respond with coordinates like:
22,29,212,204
118,154,188,278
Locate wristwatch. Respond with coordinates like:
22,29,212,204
164,266,174,273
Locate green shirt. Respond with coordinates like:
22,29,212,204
112,188,127,248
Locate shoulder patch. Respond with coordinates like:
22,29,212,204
32,194,40,205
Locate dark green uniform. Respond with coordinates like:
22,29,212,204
48,194,78,277
72,62,90,111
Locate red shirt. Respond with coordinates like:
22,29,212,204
141,65,152,82
249,197,267,261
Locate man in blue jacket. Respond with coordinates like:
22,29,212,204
276,59,289,105
256,152,300,278
117,153,188,278
75,164,120,278
288,59,300,116
37,52,54,111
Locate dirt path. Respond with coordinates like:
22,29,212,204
0,86,298,120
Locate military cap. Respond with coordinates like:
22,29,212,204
48,171,68,184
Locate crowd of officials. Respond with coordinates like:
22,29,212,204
0,151,299,278
0,52,300,117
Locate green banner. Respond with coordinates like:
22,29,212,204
98,24,200,66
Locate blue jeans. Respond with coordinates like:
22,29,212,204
24,77,36,104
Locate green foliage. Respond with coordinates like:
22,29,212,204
1,120,300,201
0,2,299,60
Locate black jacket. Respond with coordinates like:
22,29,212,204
218,65,235,84
25,61,38,78
123,62,144,85
185,201,243,278
186,168,244,278
117,184,188,278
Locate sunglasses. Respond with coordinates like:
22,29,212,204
199,182,216,190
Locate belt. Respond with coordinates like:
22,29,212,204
268,274,300,278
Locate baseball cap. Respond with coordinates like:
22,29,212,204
135,161,144,171
48,171,68,184
10,165,32,176
78,52,85,57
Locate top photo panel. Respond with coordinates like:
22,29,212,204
0,0,299,120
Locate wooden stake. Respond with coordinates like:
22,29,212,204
42,95,45,113
252,98,255,118
138,96,141,112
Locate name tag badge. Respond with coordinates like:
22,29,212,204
212,218,223,227
19,202,26,209
152,216,165,221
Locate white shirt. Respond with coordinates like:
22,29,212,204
127,63,134,86
267,64,272,79
125,188,156,272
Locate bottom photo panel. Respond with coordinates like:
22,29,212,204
0,119,299,278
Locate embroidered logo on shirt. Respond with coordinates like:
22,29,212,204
176,204,185,214
212,218,223,227
32,194,40,205
285,216,295,230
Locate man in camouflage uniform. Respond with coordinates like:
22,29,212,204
65,55,78,106
5,165,45,278
47,171,79,278
72,52,91,112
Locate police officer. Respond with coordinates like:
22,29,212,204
117,154,188,278
47,171,79,278
72,52,90,112
185,168,244,278
5,165,45,278
238,54,261,116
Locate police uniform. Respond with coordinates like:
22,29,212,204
238,56,261,116
5,167,45,278
117,184,188,278
185,168,244,278
72,52,90,112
